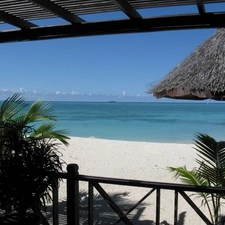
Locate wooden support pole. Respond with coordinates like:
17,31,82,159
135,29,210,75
156,188,160,225
88,182,94,225
67,164,79,225
52,178,59,225
174,190,178,225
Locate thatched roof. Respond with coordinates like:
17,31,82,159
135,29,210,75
148,28,225,100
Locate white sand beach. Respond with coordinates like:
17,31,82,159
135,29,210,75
56,137,211,225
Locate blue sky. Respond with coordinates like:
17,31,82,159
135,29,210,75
0,4,221,101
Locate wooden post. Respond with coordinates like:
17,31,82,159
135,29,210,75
156,188,160,225
88,182,94,225
67,164,79,225
52,178,59,225
174,190,178,225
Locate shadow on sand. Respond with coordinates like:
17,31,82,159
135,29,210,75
44,191,186,225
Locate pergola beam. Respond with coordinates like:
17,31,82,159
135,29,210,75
111,0,142,19
1,13,224,43
30,0,85,23
0,10,37,29
196,0,206,14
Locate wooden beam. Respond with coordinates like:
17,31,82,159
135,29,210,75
30,0,85,23
196,0,206,14
112,0,142,19
0,13,225,43
0,10,37,29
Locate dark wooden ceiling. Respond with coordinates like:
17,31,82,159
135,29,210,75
0,0,225,43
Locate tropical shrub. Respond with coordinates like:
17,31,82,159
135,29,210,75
168,133,225,224
0,93,70,222
0,93,70,145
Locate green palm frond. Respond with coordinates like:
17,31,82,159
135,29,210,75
194,133,217,165
22,100,56,125
168,133,225,223
0,93,70,146
0,93,28,122
168,165,217,222
168,166,209,186
194,133,225,167
194,133,225,187
30,123,70,146
197,161,225,187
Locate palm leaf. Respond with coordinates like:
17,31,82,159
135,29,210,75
168,166,209,186
22,100,56,125
194,133,218,167
30,123,70,146
194,133,225,168
197,161,225,187
0,93,28,122
168,166,214,214
194,133,225,187
168,133,225,223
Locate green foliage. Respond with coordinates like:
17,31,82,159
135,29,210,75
0,93,70,146
169,166,209,186
168,133,225,224
0,93,27,121
0,94,70,220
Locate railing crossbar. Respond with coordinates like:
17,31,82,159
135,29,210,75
40,212,50,225
92,181,134,225
179,190,212,225
77,174,225,194
114,188,156,224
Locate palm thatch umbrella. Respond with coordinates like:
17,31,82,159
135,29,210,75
148,28,225,100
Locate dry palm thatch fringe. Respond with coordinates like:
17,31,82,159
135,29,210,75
148,28,225,100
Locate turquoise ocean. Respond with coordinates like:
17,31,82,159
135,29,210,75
50,101,225,144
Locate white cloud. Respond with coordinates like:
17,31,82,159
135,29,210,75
19,87,27,92
71,91,79,95
0,88,152,102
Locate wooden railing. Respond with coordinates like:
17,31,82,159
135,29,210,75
47,164,225,225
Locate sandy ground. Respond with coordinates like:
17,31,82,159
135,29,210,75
50,137,214,225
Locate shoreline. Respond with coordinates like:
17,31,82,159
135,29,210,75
56,136,207,224
66,135,195,144
61,136,197,180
